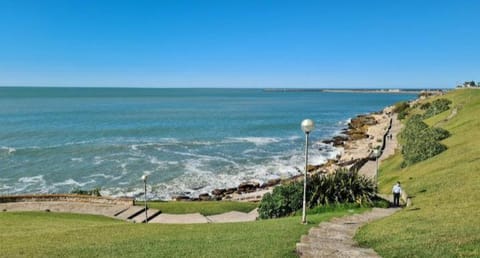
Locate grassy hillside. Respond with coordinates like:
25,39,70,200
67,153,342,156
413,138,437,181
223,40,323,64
356,89,480,257
0,207,367,257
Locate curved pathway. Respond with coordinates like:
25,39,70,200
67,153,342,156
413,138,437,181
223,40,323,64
296,208,399,257
296,114,403,257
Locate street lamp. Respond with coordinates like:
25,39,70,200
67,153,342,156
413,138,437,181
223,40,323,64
141,175,148,223
301,119,315,224
373,149,380,187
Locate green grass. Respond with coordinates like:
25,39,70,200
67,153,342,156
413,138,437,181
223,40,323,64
356,89,480,257
138,201,258,216
0,207,368,257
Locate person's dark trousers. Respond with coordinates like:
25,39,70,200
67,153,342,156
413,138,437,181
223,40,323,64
393,193,400,207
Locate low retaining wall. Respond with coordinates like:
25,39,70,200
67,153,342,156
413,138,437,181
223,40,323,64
0,194,134,206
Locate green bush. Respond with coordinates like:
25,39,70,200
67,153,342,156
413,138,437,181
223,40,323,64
422,98,452,119
258,169,376,219
308,169,376,207
431,127,450,141
420,102,431,110
393,101,410,113
258,181,303,219
70,187,101,196
400,115,450,167
398,110,408,120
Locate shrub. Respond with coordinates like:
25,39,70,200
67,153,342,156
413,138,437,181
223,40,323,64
393,101,409,114
398,110,408,120
71,187,101,196
420,102,431,110
400,115,450,167
422,98,452,119
431,127,450,141
258,181,303,219
308,169,376,207
258,169,376,219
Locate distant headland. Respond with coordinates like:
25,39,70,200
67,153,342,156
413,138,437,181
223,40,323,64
263,88,447,94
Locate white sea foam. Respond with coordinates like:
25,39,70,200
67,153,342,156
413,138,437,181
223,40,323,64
18,175,45,184
227,137,281,146
53,179,96,187
71,157,83,162
86,173,123,181
1,146,16,154
93,156,104,165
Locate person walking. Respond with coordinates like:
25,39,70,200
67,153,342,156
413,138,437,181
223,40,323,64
392,181,402,207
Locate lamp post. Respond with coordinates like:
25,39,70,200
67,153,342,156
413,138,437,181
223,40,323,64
141,175,148,223
373,149,380,187
301,119,315,224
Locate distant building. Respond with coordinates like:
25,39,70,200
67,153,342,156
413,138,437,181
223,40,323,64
456,81,478,88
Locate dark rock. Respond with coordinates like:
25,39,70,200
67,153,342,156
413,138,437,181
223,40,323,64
211,188,226,196
225,188,236,194
261,178,281,188
237,182,260,194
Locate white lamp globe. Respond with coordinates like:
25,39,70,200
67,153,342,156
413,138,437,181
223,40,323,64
301,119,315,133
141,175,148,182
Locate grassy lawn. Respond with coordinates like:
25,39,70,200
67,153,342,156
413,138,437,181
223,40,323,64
0,207,367,257
356,89,480,257
138,201,258,216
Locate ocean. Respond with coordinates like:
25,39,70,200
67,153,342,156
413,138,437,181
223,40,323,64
0,87,416,199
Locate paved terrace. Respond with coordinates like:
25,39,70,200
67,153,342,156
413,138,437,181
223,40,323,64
0,194,259,224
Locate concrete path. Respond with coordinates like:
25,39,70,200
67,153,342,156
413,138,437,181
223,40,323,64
296,114,403,257
149,212,210,224
0,201,259,224
206,209,259,223
0,201,130,219
296,208,400,258
359,114,402,179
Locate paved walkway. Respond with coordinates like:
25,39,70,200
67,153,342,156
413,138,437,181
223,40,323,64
0,201,259,224
296,114,403,258
296,208,400,258
359,114,402,179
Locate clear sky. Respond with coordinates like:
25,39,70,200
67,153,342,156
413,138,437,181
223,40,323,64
0,0,478,88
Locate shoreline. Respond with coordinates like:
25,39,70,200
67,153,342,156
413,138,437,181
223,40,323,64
202,104,401,202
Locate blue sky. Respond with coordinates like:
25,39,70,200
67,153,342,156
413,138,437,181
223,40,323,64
0,0,478,88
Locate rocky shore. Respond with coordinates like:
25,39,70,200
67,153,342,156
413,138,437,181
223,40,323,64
171,105,396,202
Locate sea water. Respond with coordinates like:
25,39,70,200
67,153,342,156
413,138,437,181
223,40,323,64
0,87,416,199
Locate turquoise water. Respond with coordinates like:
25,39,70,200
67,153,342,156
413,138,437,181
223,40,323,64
0,87,416,199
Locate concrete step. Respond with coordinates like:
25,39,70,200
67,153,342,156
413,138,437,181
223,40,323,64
129,208,161,223
148,212,210,224
308,228,355,240
115,206,145,220
308,247,380,258
296,243,314,257
206,211,256,223
300,235,355,247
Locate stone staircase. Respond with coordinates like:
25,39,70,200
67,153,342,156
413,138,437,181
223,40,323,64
113,206,161,223
296,208,399,258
